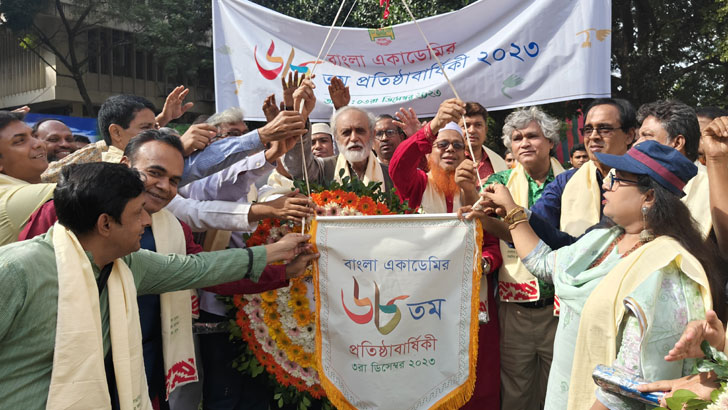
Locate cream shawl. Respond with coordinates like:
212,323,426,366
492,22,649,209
499,159,564,302
560,160,601,236
151,210,199,398
46,223,152,410
419,175,462,214
333,152,385,190
682,163,711,238
483,145,508,173
567,236,712,410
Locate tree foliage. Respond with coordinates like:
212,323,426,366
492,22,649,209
250,0,476,28
612,0,728,108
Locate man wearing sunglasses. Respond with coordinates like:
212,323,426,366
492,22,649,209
389,99,504,409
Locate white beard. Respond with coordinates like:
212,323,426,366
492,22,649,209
339,140,373,164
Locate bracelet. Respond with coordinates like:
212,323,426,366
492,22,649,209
508,219,529,230
503,206,527,225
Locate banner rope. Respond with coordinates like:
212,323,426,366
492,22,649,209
399,0,485,194
296,0,351,233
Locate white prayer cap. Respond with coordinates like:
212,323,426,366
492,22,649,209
438,121,463,137
311,123,332,136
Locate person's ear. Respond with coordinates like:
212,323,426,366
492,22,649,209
671,134,686,153
642,189,655,209
108,124,123,145
120,156,131,167
96,213,114,238
626,128,637,147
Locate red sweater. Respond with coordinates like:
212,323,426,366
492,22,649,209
388,124,503,273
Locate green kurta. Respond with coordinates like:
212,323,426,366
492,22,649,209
486,167,557,300
0,226,268,409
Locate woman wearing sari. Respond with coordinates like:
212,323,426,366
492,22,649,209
461,140,725,410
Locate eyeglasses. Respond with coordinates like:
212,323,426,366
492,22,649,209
211,129,246,143
434,140,465,151
606,173,639,190
375,129,401,140
580,125,620,137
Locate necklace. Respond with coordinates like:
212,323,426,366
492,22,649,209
588,233,644,269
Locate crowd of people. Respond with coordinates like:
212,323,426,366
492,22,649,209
1,73,728,410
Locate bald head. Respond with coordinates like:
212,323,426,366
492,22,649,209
35,120,75,161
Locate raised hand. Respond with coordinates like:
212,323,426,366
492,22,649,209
282,71,301,109
258,111,308,144
429,99,466,134
393,107,422,137
702,116,728,161
328,76,350,110
157,85,194,126
179,123,216,155
293,78,317,121
455,159,479,205
262,94,282,122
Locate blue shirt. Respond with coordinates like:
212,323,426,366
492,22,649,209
529,167,609,250
180,129,265,186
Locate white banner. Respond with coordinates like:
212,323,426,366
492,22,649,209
312,214,482,410
213,0,611,121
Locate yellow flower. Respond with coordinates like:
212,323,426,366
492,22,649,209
261,290,277,302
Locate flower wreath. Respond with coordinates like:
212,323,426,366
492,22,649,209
227,176,409,409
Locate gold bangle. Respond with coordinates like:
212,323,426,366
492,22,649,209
508,218,529,230
503,206,527,225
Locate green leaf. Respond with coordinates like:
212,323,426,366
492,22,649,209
666,389,697,410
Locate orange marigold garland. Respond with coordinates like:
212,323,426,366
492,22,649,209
228,186,403,408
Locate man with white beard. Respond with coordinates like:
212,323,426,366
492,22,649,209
282,80,395,193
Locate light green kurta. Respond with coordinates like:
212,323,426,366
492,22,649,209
523,227,706,409
0,226,267,410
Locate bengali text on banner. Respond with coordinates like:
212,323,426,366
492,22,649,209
311,214,483,410
212,0,611,120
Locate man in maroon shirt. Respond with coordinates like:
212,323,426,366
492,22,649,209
460,102,509,180
389,98,504,409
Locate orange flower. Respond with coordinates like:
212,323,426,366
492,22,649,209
319,191,333,204
310,193,321,204
375,202,391,215
331,189,345,202
342,192,358,207
356,196,376,215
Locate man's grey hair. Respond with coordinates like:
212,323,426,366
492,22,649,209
330,106,377,138
501,106,560,149
637,100,700,162
207,107,245,126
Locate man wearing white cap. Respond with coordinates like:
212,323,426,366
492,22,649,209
389,98,503,408
310,122,335,158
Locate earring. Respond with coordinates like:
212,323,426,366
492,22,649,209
640,206,654,242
